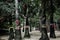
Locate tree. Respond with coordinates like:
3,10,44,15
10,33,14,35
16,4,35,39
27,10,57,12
39,0,49,40
22,3,30,38
0,1,15,26
49,0,56,38
0,1,14,35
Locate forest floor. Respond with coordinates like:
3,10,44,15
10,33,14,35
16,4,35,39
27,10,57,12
0,30,60,40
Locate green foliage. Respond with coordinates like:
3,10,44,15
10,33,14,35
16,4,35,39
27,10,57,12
0,2,15,16
54,8,60,22
0,0,60,28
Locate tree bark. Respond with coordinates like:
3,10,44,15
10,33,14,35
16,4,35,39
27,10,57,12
39,7,49,40
8,28,14,40
50,13,56,38
50,0,56,38
15,27,22,40
24,17,30,38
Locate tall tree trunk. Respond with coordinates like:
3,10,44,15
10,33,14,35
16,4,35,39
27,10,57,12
24,17,30,38
50,0,56,38
50,12,56,38
39,1,49,40
15,0,22,40
39,8,49,40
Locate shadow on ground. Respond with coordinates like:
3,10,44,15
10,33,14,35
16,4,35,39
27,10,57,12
56,36,60,38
